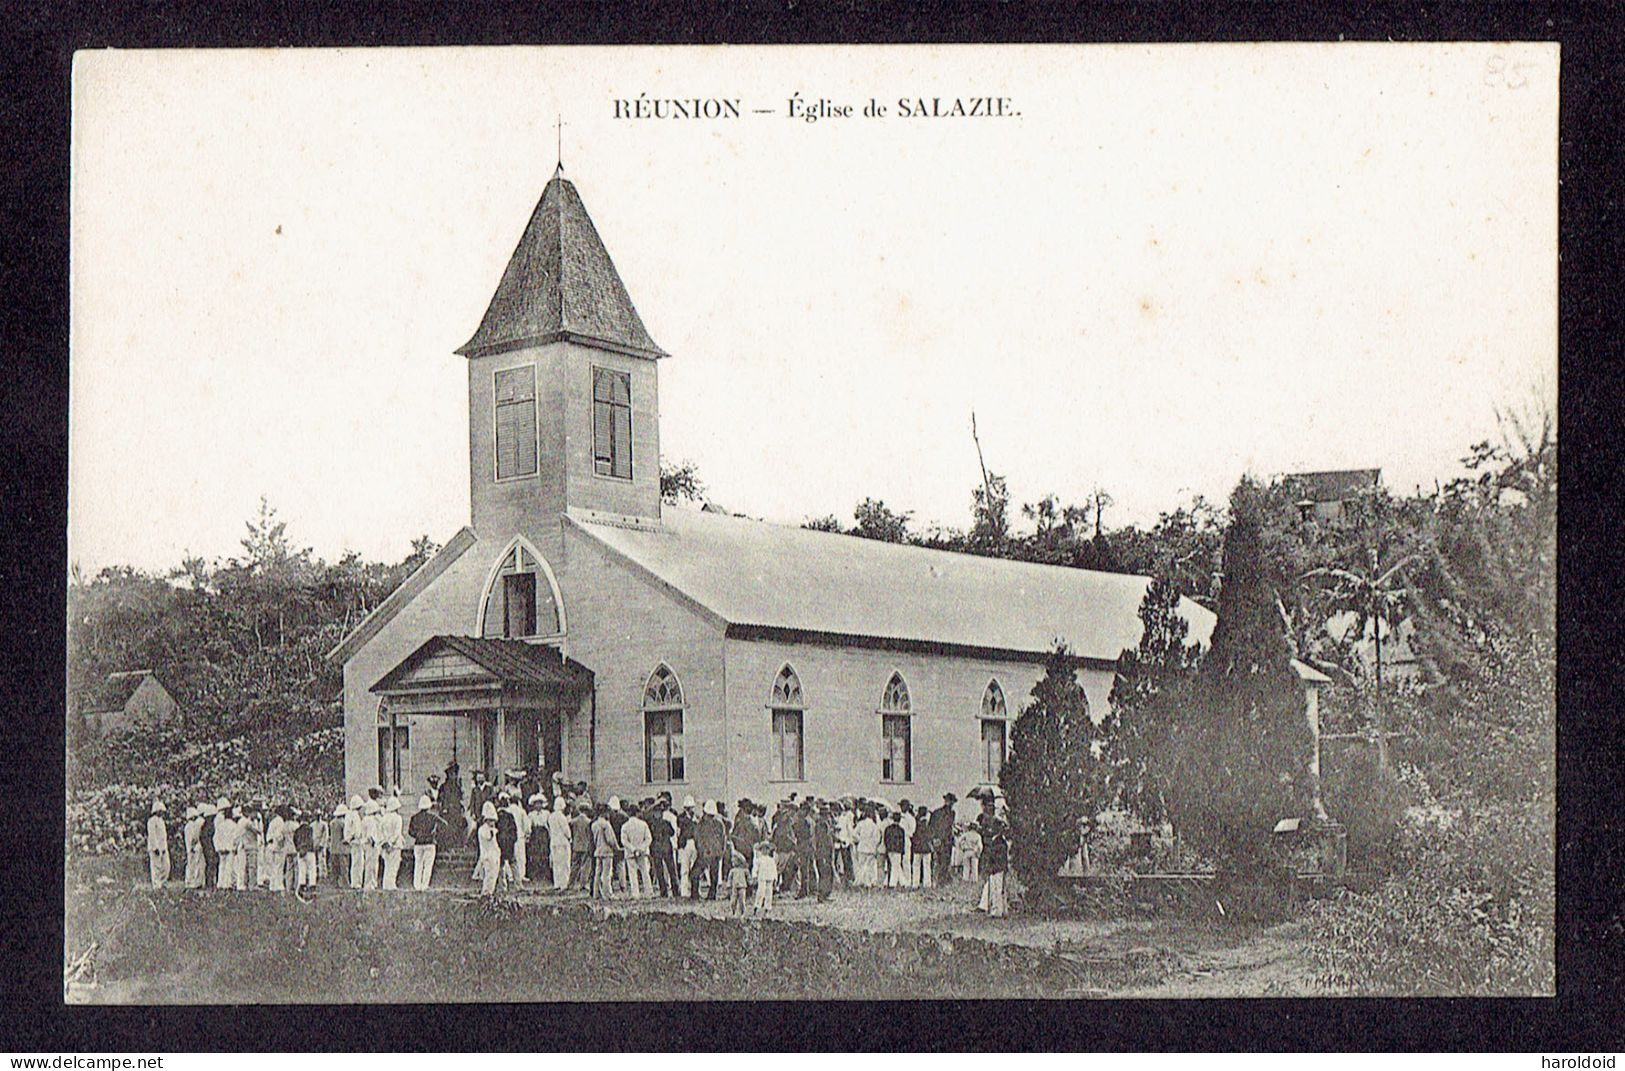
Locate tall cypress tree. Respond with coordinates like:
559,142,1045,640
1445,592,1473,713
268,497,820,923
1160,478,1316,876
1001,644,1107,901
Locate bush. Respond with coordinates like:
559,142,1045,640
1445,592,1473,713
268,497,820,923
1305,799,1553,995
67,726,345,855
1321,738,1408,866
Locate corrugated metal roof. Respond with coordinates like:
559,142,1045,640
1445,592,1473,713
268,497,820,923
567,506,1216,665
456,171,667,360
1286,469,1381,502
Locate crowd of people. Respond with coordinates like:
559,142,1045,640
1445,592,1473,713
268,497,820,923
140,763,1014,918
143,798,332,892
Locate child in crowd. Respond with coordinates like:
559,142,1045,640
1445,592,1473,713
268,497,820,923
956,822,983,883
750,841,778,916
727,847,750,917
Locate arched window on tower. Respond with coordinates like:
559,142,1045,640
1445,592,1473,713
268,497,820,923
479,542,562,641
980,679,1008,784
880,672,912,783
769,664,805,782
643,664,685,783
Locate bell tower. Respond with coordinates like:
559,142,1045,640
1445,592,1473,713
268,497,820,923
457,167,667,563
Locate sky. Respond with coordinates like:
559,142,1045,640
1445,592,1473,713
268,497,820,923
69,44,1557,575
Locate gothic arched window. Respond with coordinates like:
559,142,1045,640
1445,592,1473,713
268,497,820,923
980,679,1009,784
643,664,685,783
880,672,912,782
769,665,804,782
478,541,563,640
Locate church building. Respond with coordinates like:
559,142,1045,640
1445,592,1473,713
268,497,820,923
328,167,1217,816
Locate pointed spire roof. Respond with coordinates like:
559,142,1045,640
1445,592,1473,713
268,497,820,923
456,172,667,359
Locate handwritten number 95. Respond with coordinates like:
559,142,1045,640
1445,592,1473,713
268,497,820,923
1484,55,1534,90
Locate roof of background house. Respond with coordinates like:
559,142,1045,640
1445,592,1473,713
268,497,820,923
1285,468,1382,502
455,171,667,360
88,670,161,713
567,505,1217,666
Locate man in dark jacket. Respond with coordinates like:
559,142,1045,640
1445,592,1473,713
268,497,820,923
408,799,448,890
793,802,816,898
693,801,727,900
930,794,958,885
607,797,630,896
811,802,836,902
467,771,491,848
648,802,677,897
199,804,219,888
771,802,799,895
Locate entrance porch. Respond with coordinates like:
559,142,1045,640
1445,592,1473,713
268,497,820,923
370,635,595,810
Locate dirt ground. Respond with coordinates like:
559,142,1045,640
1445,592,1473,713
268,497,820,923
65,854,1319,1001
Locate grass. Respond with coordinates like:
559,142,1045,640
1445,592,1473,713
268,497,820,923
65,854,1317,1001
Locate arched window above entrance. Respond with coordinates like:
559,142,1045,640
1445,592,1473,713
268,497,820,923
478,540,563,641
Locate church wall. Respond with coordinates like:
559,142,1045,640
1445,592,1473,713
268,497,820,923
341,536,492,802
721,638,1116,819
557,521,726,804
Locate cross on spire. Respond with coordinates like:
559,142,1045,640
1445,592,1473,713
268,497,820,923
555,115,565,175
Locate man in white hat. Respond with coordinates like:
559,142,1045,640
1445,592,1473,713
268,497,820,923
361,799,382,889
182,805,204,888
621,802,652,900
265,805,287,892
147,801,170,888
378,796,404,890
546,794,573,891
344,795,365,889
407,795,447,891
213,798,238,889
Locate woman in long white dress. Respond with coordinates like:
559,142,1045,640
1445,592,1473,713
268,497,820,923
853,806,880,886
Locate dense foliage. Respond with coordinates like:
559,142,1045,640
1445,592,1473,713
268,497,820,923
1305,409,1555,994
1100,577,1202,826
1000,646,1108,899
67,498,436,848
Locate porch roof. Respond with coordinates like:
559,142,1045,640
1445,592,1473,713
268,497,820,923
370,635,594,699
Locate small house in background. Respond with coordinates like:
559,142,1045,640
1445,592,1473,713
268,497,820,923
1325,610,1423,685
82,670,179,736
1286,468,1382,525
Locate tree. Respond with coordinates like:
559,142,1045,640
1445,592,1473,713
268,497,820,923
1303,540,1416,766
1153,478,1316,884
659,458,706,504
968,472,1010,552
802,515,844,533
851,498,913,543
1101,577,1203,825
1000,644,1109,903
